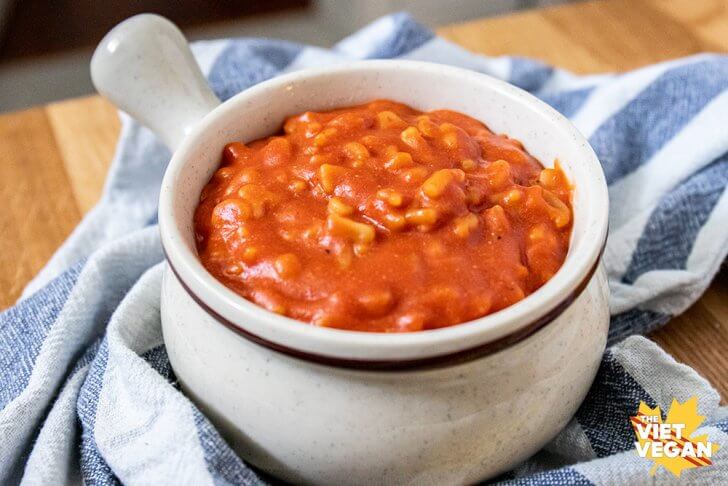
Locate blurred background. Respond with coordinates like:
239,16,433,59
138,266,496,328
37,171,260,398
0,0,575,112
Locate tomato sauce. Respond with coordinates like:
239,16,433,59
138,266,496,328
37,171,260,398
194,100,573,332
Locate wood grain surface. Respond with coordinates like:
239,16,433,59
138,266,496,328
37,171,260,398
1,0,726,397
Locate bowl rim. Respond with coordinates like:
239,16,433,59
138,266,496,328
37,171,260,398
158,59,609,368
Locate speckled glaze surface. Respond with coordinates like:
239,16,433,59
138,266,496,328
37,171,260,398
93,14,610,485
91,14,220,149
162,265,609,484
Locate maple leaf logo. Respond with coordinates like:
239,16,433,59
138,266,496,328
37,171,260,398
630,396,719,477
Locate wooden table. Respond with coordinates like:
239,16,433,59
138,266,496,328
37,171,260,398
1,0,726,398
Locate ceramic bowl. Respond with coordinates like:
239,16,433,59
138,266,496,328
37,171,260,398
92,14,610,485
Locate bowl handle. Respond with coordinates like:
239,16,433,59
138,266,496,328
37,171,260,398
91,14,221,150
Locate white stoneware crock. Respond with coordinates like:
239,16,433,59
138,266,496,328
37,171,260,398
92,14,610,485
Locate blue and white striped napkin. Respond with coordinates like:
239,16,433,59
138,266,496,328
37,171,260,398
2,13,727,485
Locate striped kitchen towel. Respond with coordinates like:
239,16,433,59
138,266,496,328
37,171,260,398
2,13,727,485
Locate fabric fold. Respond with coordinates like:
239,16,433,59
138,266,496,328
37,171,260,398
1,13,726,485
